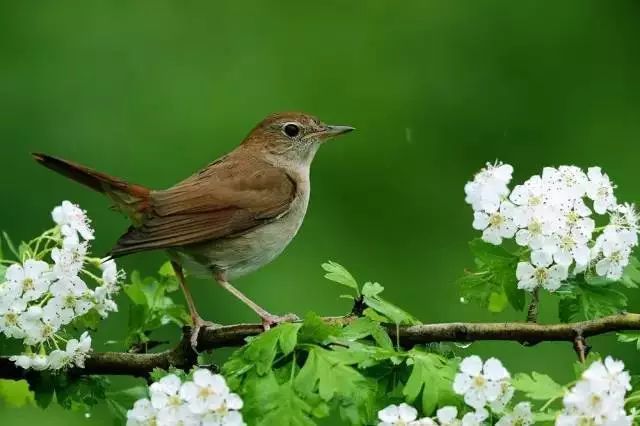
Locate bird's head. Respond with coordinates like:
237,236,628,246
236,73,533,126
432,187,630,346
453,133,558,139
241,112,354,166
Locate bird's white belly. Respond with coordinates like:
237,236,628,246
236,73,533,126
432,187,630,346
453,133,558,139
170,188,309,281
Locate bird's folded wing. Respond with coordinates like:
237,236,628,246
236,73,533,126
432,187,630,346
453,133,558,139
109,157,296,257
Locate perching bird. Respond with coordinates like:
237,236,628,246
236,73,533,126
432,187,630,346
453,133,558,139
33,112,354,348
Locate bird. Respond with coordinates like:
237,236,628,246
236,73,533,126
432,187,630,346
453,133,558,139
33,112,355,349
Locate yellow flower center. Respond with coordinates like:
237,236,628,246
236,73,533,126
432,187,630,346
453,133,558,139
22,278,34,292
489,213,504,228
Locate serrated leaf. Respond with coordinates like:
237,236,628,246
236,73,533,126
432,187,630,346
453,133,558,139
242,323,302,375
460,239,522,312
621,256,640,288
361,282,384,298
558,278,627,321
512,372,563,400
403,350,458,415
258,382,316,426
361,283,420,326
0,379,35,407
340,317,393,350
322,261,360,295
295,346,373,402
299,312,340,344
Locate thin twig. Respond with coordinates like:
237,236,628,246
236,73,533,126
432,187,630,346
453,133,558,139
1,313,639,379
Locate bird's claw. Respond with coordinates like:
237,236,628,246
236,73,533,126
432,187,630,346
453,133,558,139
190,318,222,352
260,313,300,331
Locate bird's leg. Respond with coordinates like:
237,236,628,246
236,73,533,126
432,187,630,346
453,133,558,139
213,270,299,330
171,261,220,350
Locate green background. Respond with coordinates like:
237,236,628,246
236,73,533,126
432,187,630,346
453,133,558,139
1,1,640,424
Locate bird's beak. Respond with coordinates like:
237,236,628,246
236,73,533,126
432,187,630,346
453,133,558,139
313,124,356,141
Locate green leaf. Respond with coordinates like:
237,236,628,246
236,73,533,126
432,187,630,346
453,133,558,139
0,379,35,408
361,282,420,326
512,372,564,400
340,317,394,350
123,270,189,347
488,290,508,312
361,282,384,298
403,350,458,415
238,323,302,376
621,256,640,288
617,332,640,350
158,261,175,277
299,312,340,344
459,239,523,312
322,261,360,295
258,382,317,426
558,278,627,321
295,346,376,423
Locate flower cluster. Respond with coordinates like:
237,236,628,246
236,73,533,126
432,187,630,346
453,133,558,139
127,369,245,426
556,356,632,426
0,201,124,370
465,162,639,292
378,356,533,426
453,356,514,413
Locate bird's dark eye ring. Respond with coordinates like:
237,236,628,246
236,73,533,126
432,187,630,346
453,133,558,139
283,123,300,138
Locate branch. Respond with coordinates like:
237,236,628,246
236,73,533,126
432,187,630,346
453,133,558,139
1,313,639,380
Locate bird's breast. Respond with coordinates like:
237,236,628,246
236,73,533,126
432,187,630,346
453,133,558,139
173,177,311,280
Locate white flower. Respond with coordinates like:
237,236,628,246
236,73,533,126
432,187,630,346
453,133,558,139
150,374,184,408
101,259,123,289
4,259,51,302
516,253,568,292
51,243,88,280
179,369,230,414
52,201,94,242
472,201,518,245
377,403,418,426
10,354,33,370
30,354,50,371
557,357,631,426
453,356,510,410
0,299,27,339
582,357,631,398
94,285,118,317
595,236,631,280
586,167,617,214
201,410,246,426
436,406,459,425
496,402,533,426
465,161,513,212
48,349,72,370
157,405,199,426
66,331,92,368
127,398,158,426
461,409,488,426
551,228,591,268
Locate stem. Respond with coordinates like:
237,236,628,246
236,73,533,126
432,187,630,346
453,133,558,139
526,287,540,323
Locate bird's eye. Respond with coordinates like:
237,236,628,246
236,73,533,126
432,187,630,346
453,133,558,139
283,123,301,138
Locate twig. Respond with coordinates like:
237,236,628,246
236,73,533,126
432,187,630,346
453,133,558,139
1,313,639,379
526,287,540,323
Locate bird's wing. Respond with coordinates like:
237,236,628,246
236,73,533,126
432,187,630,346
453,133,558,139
109,156,296,257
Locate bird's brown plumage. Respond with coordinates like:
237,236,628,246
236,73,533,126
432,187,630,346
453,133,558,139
112,153,296,257
33,151,297,258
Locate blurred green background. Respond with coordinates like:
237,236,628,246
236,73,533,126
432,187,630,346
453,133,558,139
2,0,640,424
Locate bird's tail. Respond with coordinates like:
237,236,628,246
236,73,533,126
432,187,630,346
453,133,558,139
32,153,151,224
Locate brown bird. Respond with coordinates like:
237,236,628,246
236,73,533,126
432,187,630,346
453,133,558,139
33,112,354,348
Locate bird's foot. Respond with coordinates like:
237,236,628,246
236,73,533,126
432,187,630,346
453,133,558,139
260,312,300,331
190,317,222,352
